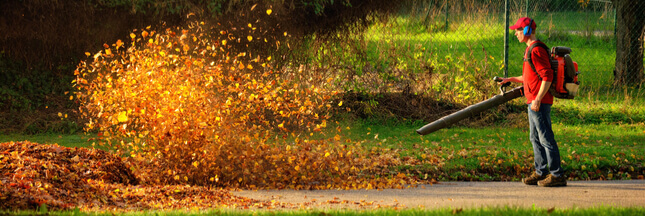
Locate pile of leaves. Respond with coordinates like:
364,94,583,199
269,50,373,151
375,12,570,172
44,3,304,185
0,141,281,211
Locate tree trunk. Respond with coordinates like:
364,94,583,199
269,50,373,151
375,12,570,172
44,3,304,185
614,0,645,86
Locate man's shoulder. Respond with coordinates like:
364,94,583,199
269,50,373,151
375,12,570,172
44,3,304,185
529,41,550,57
529,41,549,51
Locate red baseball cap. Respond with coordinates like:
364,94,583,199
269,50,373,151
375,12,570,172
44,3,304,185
509,17,536,30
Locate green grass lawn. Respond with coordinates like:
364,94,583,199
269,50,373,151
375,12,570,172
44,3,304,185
365,12,620,88
0,133,99,149
338,118,644,181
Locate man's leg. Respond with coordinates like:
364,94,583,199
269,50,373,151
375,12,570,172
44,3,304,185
533,104,564,177
528,105,549,176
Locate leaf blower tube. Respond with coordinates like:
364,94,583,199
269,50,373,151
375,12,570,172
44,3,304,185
416,77,524,135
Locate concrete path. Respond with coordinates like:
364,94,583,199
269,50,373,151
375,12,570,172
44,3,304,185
233,180,645,210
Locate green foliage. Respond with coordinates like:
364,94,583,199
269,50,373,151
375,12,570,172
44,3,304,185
88,0,359,17
0,51,81,133
0,52,75,111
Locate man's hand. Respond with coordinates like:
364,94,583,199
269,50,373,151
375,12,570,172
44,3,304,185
496,76,523,85
530,100,541,111
497,78,511,85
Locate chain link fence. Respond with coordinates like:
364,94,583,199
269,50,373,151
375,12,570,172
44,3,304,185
393,0,644,88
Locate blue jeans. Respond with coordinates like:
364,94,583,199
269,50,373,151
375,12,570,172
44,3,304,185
528,104,564,177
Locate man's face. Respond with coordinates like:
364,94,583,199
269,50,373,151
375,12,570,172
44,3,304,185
514,29,528,43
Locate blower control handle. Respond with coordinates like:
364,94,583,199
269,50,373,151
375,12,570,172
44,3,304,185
493,76,511,95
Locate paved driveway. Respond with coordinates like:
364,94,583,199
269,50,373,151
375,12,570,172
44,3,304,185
233,180,645,210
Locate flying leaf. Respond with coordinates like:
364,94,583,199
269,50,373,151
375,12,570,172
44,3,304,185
116,40,124,49
266,9,272,15
117,112,128,123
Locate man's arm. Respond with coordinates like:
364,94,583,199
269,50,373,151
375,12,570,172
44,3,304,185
531,80,551,111
499,76,523,84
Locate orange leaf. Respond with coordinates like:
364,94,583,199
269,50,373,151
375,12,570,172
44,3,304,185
116,40,124,49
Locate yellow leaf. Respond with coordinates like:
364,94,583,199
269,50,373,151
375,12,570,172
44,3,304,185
130,33,136,39
324,152,330,157
222,40,227,46
58,112,63,117
266,9,272,15
117,111,128,123
338,101,343,106
85,52,91,57
247,36,253,41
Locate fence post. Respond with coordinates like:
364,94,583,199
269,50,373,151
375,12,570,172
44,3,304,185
614,6,617,36
504,0,510,78
525,0,529,17
444,0,449,32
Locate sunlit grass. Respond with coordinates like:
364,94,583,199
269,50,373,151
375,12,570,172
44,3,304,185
364,14,619,88
0,133,98,149
334,118,644,181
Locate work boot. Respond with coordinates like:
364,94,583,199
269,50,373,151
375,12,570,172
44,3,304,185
522,172,547,185
538,174,567,187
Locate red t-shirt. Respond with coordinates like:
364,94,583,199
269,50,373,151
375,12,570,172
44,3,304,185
523,41,554,105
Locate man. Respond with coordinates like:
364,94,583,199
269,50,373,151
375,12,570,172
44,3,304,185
498,17,566,187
